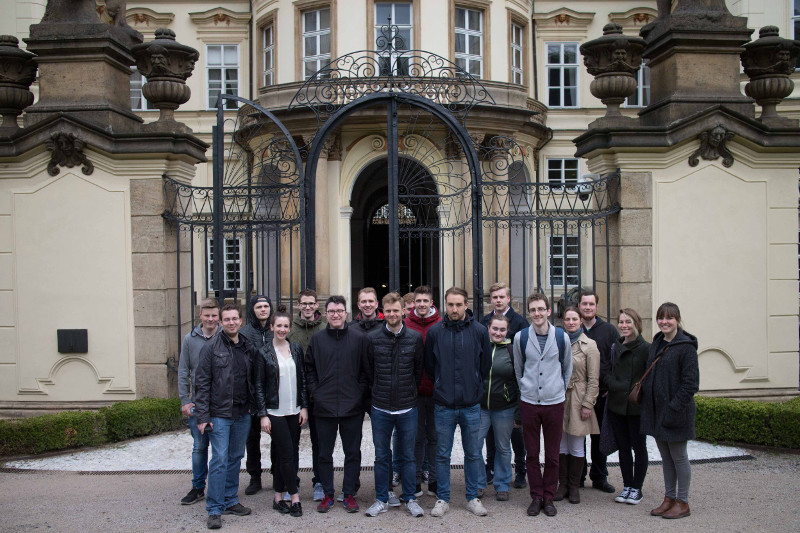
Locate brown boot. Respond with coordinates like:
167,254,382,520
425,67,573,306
650,496,676,516
553,454,568,501
567,455,582,504
662,499,691,519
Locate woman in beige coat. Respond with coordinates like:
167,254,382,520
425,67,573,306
555,306,600,504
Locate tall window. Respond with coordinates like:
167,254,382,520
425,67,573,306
207,44,239,109
626,61,650,107
375,2,412,75
794,1,800,68
263,25,274,86
303,8,331,80
546,42,578,108
130,67,155,111
511,23,523,85
548,235,580,287
455,7,482,77
547,158,579,188
207,238,243,292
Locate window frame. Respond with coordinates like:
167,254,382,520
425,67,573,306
206,44,240,110
546,158,580,190
545,42,579,108
130,67,155,111
547,234,581,289
262,24,275,87
374,2,413,75
207,237,244,293
302,7,332,80
510,22,524,85
454,6,483,78
625,60,650,108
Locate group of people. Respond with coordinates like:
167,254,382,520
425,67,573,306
177,284,699,529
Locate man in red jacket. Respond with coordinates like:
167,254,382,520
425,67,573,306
404,285,441,497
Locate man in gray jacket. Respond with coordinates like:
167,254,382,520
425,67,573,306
177,298,221,505
513,293,572,518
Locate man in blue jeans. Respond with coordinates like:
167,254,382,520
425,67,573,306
364,292,425,517
178,298,220,505
194,304,255,530
424,287,491,518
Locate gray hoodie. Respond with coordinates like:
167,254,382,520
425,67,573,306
513,322,572,406
178,324,220,406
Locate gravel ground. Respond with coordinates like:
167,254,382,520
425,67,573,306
1,448,798,532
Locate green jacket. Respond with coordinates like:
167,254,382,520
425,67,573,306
287,312,326,353
604,334,650,416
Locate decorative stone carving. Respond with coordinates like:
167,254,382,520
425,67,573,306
323,133,342,161
0,36,37,130
688,124,735,168
580,23,646,124
46,132,95,176
130,28,199,130
741,26,800,125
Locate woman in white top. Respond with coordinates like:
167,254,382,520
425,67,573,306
254,306,308,517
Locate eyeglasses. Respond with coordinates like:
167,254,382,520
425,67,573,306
326,309,346,315
529,307,548,314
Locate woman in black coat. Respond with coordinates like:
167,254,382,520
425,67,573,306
639,302,699,520
604,308,650,506
254,307,308,517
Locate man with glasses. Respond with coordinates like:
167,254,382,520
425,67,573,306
514,293,572,518
305,295,370,514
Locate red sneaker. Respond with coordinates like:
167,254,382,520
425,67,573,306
342,494,359,513
316,494,334,513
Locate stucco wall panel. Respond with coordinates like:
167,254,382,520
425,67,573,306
768,315,799,353
768,244,798,279
0,327,15,364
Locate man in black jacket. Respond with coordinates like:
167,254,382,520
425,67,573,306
194,304,255,530
480,282,530,488
425,287,492,518
579,291,618,494
351,287,385,333
364,292,425,517
305,295,370,514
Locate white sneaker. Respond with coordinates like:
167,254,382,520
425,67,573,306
466,498,488,516
392,472,401,487
387,491,401,507
625,488,643,505
365,499,389,517
337,492,344,502
615,487,631,503
406,499,424,517
430,499,449,517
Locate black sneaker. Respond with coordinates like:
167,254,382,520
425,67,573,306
427,481,437,497
223,503,252,516
485,468,494,485
414,484,423,497
513,472,527,489
207,515,221,529
181,488,204,505
244,477,262,495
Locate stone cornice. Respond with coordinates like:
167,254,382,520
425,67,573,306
532,8,594,34
126,8,176,36
608,8,659,35
189,8,252,39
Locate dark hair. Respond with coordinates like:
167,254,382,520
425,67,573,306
414,285,433,297
271,304,292,327
527,292,550,310
579,290,599,305
298,288,317,301
488,314,510,327
325,295,347,310
563,305,581,319
444,286,468,301
656,302,682,328
220,303,241,318
618,308,643,337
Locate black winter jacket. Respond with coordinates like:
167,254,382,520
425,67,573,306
481,306,529,340
604,335,650,416
239,295,273,352
424,311,492,409
304,322,370,418
194,332,256,424
366,325,424,412
351,311,385,334
585,316,618,391
639,329,700,442
254,340,308,416
481,340,520,412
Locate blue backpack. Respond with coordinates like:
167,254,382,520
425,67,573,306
518,326,567,377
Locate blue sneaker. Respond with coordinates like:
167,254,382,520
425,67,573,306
313,482,324,501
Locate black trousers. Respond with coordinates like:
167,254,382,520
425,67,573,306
485,425,526,474
316,414,363,497
268,413,302,494
308,408,321,485
607,410,648,489
245,414,262,478
587,394,609,483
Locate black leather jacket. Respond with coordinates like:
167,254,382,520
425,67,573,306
254,340,308,416
366,325,424,412
194,332,256,424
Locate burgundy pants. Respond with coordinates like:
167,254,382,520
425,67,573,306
520,400,565,500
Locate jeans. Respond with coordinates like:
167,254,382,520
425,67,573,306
608,411,648,490
415,395,437,484
371,407,417,502
478,407,515,492
656,439,691,502
188,414,210,490
206,414,251,516
485,425,526,475
434,403,483,502
520,400,564,500
267,413,301,495
391,429,400,478
316,414,363,497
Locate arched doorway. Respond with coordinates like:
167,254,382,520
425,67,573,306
350,157,440,302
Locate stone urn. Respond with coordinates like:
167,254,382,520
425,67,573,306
131,28,199,131
0,35,37,130
741,26,800,125
580,23,646,124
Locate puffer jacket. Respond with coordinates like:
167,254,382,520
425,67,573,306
286,311,326,352
405,306,441,396
366,325,424,411
351,311,385,334
253,340,308,416
605,335,650,416
239,295,273,352
639,329,700,442
424,310,492,409
481,340,519,411
194,332,256,424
